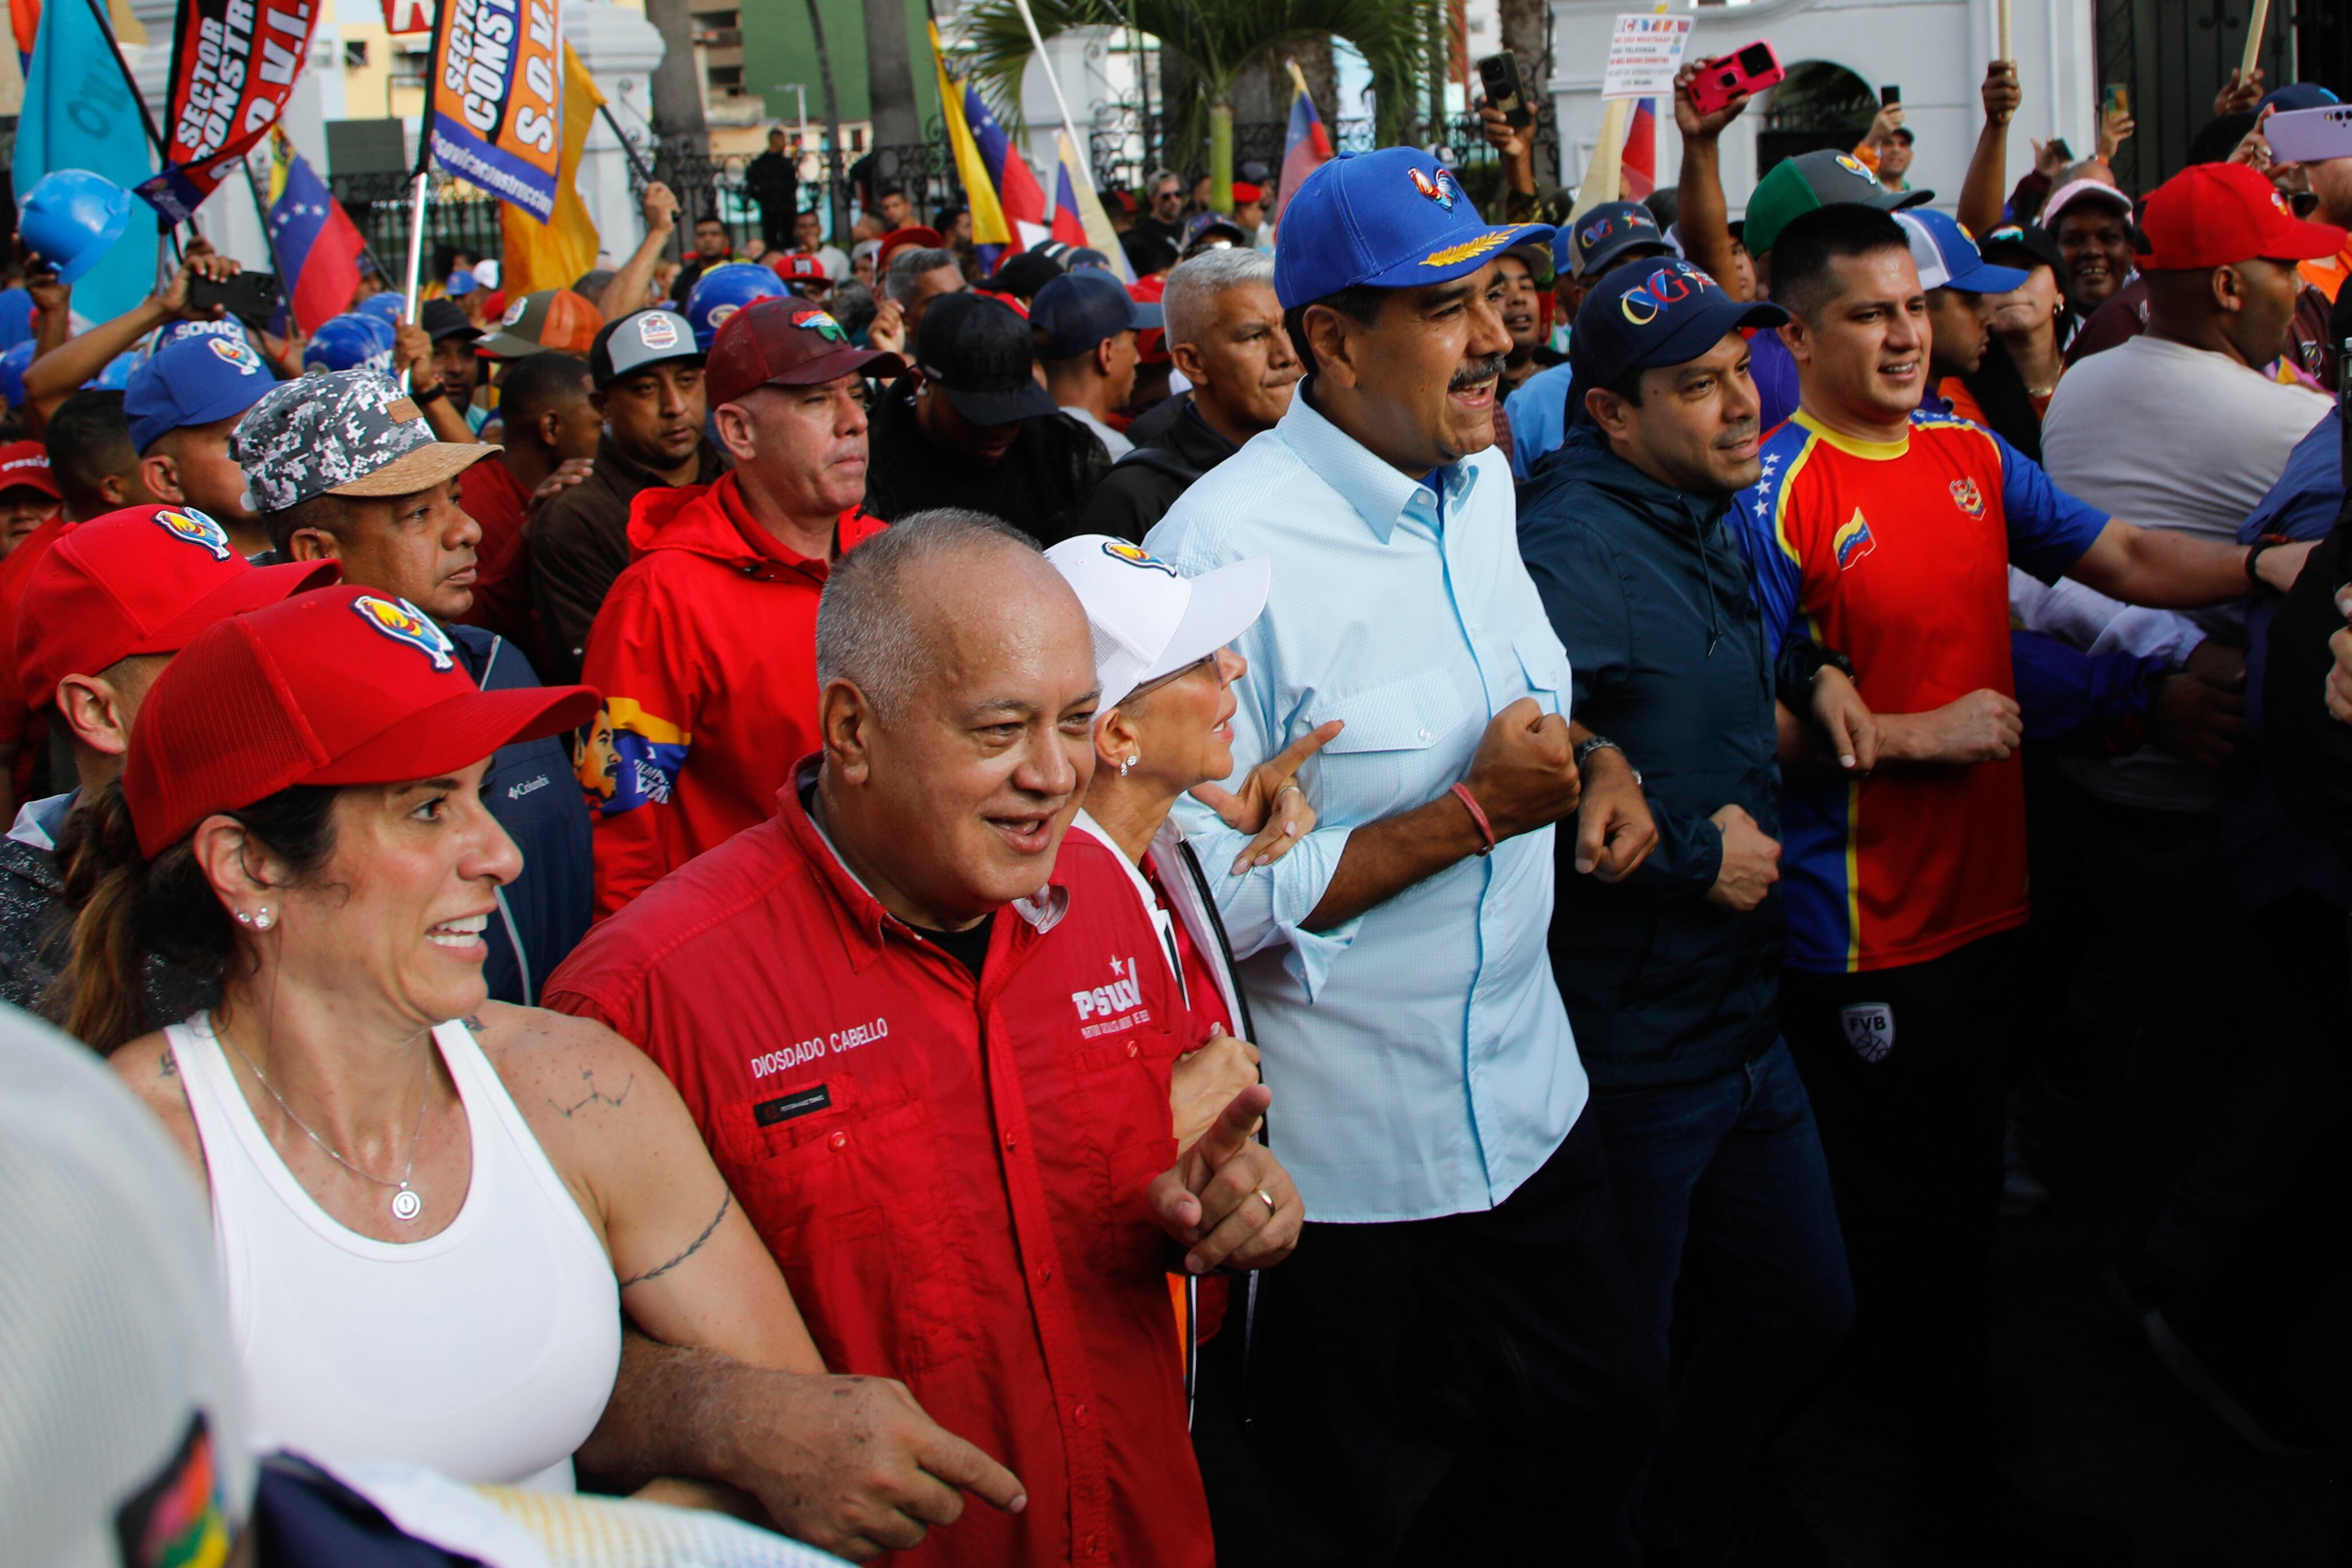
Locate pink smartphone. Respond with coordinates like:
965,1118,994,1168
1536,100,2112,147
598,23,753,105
1688,41,1786,116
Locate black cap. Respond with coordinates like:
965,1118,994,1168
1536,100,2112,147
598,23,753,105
915,294,1057,425
1978,221,2064,278
990,249,1065,301
420,298,481,344
1570,259,1787,422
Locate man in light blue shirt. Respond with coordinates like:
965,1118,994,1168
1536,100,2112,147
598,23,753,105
1147,145,1662,1568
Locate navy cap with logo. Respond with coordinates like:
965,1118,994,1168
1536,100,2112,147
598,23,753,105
124,333,275,454
1568,258,1787,421
1029,271,1164,360
1272,147,1554,310
916,293,1058,425
1560,201,1671,280
588,308,702,388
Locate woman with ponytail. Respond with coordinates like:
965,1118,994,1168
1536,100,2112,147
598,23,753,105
90,585,1020,1542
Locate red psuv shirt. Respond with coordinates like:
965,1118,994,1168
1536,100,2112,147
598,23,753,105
543,771,1212,1568
577,473,885,915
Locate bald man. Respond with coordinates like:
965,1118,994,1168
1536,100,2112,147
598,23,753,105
546,508,1300,1567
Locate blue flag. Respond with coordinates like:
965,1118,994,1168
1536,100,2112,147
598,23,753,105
13,0,157,324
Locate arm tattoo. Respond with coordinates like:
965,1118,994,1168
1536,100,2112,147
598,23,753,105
159,1049,177,1078
463,1015,485,1034
549,1068,634,1118
618,1191,733,1288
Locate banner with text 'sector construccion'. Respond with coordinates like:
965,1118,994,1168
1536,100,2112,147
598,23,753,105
429,0,563,223
137,0,323,223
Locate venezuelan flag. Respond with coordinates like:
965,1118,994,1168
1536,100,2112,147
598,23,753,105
931,23,1049,260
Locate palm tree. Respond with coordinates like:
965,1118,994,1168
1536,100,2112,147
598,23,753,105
957,0,1427,214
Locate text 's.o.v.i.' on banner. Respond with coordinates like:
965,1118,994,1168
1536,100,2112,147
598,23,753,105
430,0,564,223
137,0,325,224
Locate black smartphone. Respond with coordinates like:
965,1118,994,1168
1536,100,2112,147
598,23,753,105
189,269,283,330
1880,83,1902,107
1477,51,1533,129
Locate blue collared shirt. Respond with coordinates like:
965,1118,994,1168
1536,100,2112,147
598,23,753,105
1145,392,1588,1224
1504,361,1575,481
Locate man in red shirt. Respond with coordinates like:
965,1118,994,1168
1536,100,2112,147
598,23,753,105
577,295,893,914
1727,201,2311,1557
546,510,1300,1565
453,350,600,667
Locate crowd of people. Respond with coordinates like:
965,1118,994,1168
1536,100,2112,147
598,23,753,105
6,41,2352,1568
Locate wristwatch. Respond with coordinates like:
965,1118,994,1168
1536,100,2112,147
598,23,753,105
1574,735,1642,786
411,379,449,406
2245,533,2292,591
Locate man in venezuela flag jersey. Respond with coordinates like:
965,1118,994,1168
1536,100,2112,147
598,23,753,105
1724,203,2313,1558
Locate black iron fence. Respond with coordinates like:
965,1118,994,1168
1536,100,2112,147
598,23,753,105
328,171,510,283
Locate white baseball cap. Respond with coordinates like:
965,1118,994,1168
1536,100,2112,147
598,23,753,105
1044,535,1272,714
2040,177,2133,230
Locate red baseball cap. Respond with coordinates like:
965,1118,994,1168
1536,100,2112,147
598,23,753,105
2139,162,2347,270
124,586,598,857
0,441,61,501
704,294,905,406
1232,182,1263,204
769,252,829,285
876,226,948,269
15,505,337,711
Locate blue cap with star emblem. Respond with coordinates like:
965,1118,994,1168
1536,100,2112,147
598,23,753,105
125,333,277,454
1271,147,1554,310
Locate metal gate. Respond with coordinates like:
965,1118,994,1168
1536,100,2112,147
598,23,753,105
2094,0,2321,192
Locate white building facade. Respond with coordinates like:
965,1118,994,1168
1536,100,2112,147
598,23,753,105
1545,0,2102,217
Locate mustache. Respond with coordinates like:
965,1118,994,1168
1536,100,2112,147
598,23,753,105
1449,353,1510,391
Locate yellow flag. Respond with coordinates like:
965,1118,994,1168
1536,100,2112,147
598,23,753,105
501,43,603,298
930,21,1012,246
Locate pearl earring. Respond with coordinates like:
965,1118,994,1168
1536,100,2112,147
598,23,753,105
1120,754,1139,778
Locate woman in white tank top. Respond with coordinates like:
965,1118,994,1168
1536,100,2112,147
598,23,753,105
68,587,830,1495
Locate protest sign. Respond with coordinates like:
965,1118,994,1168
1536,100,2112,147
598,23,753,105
1601,13,1692,102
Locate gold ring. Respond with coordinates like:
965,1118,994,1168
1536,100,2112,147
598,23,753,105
1257,1189,1277,1215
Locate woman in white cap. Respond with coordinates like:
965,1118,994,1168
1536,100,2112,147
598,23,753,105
1045,534,1337,1550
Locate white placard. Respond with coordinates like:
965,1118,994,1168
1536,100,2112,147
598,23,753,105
1601,14,1695,102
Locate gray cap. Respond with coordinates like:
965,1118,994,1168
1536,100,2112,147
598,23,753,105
231,369,494,514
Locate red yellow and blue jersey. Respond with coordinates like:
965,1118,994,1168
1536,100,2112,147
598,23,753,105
1728,408,2109,974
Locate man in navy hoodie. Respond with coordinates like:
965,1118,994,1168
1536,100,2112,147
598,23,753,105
236,370,594,1005
1515,262,1871,1563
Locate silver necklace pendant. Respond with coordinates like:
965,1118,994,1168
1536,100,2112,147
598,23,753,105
391,1186,423,1222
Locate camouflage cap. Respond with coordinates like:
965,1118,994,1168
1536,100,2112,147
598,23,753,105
230,369,495,515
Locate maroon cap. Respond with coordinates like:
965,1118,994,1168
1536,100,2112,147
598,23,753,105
704,295,905,407
16,505,337,711
125,586,597,858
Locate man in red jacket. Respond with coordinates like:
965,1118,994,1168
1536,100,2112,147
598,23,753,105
577,295,898,914
546,510,1301,1565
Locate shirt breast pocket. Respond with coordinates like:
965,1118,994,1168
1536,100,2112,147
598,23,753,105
1514,631,1569,716
1308,670,1469,820
711,1078,976,1370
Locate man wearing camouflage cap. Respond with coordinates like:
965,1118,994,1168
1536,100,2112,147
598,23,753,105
233,369,595,1005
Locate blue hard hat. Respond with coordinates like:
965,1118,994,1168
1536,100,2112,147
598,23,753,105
85,351,135,391
357,291,408,327
685,260,786,351
17,170,133,285
303,312,396,375
0,341,34,408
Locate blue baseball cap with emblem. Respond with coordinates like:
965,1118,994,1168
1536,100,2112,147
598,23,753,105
1896,208,2029,295
1560,201,1672,280
1272,147,1555,310
1029,271,1164,359
1568,258,1787,421
125,333,277,454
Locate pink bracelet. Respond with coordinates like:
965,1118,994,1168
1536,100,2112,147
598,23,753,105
1450,783,1496,857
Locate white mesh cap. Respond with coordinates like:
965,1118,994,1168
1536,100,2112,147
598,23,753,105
0,1007,251,1568
1043,535,1272,715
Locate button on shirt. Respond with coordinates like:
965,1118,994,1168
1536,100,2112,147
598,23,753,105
1144,392,1587,1225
